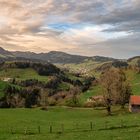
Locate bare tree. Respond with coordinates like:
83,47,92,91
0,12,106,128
100,68,132,115
100,69,115,115
112,70,132,108
137,60,140,73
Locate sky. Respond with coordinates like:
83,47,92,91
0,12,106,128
0,0,140,58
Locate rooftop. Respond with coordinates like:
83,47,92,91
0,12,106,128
130,96,140,105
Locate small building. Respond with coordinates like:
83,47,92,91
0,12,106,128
87,95,104,102
129,96,140,113
86,95,104,107
2,77,12,82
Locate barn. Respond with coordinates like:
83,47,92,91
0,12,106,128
129,96,140,113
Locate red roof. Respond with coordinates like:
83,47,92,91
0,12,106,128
130,96,140,105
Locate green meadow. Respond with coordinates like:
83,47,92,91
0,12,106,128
0,68,49,82
0,107,140,140
125,70,140,95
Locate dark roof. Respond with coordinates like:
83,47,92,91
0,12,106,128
130,96,140,105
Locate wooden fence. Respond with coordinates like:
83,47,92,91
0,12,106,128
4,120,140,135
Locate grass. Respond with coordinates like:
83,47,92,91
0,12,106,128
0,81,8,98
81,69,140,103
125,70,140,95
0,107,140,140
57,60,104,77
0,68,49,82
57,82,71,91
80,85,102,103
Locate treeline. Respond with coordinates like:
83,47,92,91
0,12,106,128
1,61,61,76
0,61,96,108
0,75,95,108
0,86,40,108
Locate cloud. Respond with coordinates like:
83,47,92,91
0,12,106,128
0,0,139,58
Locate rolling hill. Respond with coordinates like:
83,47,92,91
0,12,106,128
0,46,139,66
12,51,89,64
0,46,115,64
12,50,117,64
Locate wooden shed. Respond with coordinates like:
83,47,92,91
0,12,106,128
129,96,140,113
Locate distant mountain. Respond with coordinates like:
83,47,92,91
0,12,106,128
12,51,89,64
0,46,124,64
91,56,117,62
0,47,14,58
12,50,117,64
0,47,45,63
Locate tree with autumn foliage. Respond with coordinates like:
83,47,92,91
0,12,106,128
100,68,132,115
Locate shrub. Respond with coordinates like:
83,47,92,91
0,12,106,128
48,98,57,106
65,95,81,107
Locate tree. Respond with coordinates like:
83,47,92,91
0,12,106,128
100,68,132,115
66,87,81,107
112,70,132,108
137,59,140,67
100,69,115,115
25,88,40,108
40,89,49,110
137,60,140,73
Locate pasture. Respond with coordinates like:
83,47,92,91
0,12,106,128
0,68,49,82
0,107,140,140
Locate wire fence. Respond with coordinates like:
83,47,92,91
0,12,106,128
1,119,140,135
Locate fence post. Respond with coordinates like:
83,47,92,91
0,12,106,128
38,126,41,134
10,127,14,134
61,124,64,133
121,120,124,128
24,127,28,135
76,123,79,130
50,125,52,133
90,122,93,130
105,121,108,129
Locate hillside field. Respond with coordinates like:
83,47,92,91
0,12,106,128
0,68,49,82
81,69,140,103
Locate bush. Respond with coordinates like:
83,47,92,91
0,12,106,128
48,98,57,106
65,95,81,107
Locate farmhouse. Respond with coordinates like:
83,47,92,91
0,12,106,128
129,96,140,113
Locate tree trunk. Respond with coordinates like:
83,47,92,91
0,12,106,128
107,106,111,115
121,104,125,109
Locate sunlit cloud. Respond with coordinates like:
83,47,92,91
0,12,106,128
0,0,139,58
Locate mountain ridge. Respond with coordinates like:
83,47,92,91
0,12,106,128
0,46,138,64
12,50,117,64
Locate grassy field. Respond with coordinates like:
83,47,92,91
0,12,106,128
125,70,140,95
0,68,49,82
57,60,103,77
80,85,102,103
0,107,140,140
81,69,140,103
